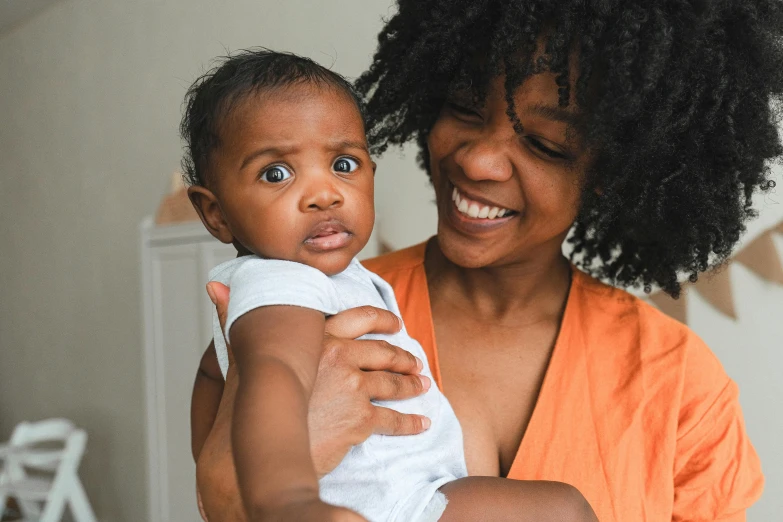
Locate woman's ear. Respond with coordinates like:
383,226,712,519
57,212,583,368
187,186,235,244
372,161,377,176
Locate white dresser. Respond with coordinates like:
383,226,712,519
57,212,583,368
139,217,379,521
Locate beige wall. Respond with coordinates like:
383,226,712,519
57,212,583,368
0,1,429,520
1,1,781,521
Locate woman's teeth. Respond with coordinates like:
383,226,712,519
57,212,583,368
452,187,511,219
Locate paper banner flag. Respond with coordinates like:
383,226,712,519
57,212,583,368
734,232,783,284
648,291,688,324
155,188,199,225
155,172,199,225
692,269,737,319
169,171,183,193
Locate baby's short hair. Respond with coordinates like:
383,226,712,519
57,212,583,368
180,48,365,187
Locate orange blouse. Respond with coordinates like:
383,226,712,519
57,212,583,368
363,242,763,522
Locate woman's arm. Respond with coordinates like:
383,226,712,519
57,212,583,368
191,281,234,463
191,340,223,461
671,337,763,521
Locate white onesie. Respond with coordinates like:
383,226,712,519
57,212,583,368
209,256,468,522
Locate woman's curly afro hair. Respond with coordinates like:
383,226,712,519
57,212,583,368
356,0,783,296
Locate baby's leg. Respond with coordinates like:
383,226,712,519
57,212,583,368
439,477,598,522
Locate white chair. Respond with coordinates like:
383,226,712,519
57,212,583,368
0,418,96,522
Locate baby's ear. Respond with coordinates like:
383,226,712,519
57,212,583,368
187,186,234,244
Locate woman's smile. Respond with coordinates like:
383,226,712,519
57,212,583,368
451,186,517,220
445,184,519,236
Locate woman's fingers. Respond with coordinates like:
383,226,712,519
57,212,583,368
371,406,431,436
196,486,208,522
308,335,431,476
206,282,230,333
324,306,402,339
363,369,431,401
206,282,235,366
323,337,423,374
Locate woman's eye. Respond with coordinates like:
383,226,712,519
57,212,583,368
260,165,293,183
333,157,359,173
447,102,479,118
527,137,569,160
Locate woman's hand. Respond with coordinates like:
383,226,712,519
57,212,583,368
196,282,431,521
310,305,432,475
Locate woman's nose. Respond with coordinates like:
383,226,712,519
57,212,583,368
452,134,514,183
299,179,344,212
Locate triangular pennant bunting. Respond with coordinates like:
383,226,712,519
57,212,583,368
734,232,783,284
648,219,783,323
649,291,688,324
155,172,199,225
692,269,737,319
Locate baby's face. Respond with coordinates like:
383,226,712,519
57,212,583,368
209,84,375,275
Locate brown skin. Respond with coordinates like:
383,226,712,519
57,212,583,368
427,72,590,478
187,84,376,276
192,74,599,521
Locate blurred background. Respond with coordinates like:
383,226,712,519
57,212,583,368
0,1,780,521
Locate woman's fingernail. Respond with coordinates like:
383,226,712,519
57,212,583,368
206,283,217,305
416,357,423,371
419,375,431,390
421,417,431,430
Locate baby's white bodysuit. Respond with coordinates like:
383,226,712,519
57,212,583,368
209,256,468,522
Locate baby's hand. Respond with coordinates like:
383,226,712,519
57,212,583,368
262,499,367,522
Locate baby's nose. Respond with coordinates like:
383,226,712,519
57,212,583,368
300,181,344,211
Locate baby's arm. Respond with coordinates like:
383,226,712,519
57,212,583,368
440,477,598,522
229,305,363,521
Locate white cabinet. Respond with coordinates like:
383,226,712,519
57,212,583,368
140,218,236,522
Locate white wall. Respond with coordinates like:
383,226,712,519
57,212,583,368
0,1,779,521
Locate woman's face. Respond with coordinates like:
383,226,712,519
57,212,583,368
428,73,592,269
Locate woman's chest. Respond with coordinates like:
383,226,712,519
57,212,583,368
433,323,676,522
433,317,558,477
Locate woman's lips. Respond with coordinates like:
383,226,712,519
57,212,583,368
304,219,353,251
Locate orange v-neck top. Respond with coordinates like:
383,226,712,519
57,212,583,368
362,242,763,522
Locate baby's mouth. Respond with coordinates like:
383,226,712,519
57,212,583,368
304,219,353,251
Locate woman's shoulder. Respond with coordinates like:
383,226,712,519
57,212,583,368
571,268,708,352
566,269,763,517
568,268,729,395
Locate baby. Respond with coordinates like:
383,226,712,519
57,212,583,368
183,49,597,522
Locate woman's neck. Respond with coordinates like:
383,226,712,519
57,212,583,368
424,237,572,325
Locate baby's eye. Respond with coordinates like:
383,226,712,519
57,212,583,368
333,157,359,173
260,165,293,183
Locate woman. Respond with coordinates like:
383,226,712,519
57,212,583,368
192,1,782,520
